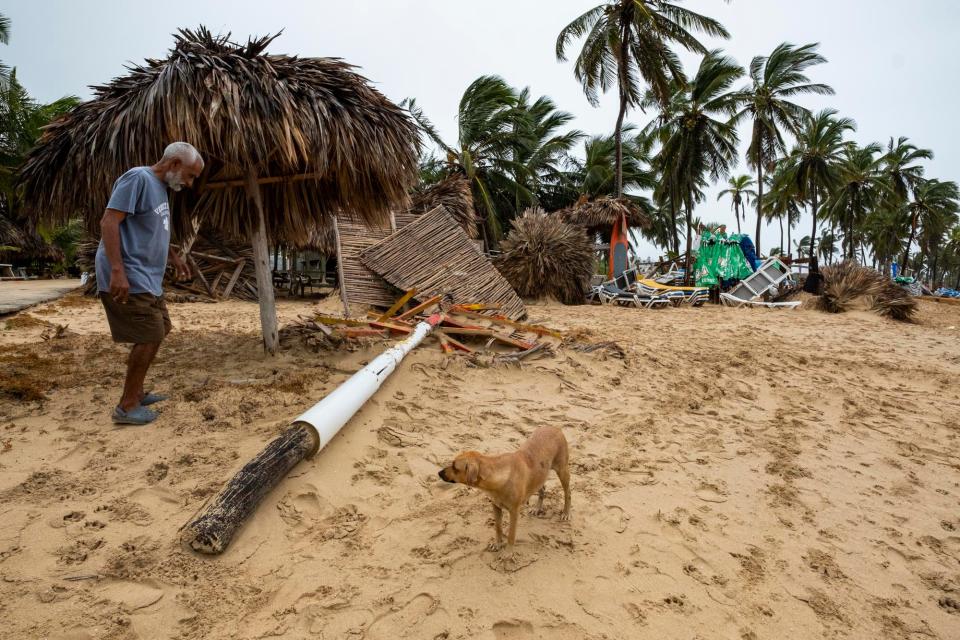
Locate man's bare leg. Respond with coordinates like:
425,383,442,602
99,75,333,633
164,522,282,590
119,342,161,411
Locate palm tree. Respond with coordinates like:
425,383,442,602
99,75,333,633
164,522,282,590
778,109,855,269
556,1,728,198
717,175,757,234
732,43,833,255
901,178,960,273
823,142,884,260
511,89,583,210
653,50,743,280
882,136,932,203
763,163,805,257
0,13,10,86
404,76,562,242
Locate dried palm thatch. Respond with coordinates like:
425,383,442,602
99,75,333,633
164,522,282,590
816,261,886,314
557,196,651,235
289,224,337,255
495,208,594,305
872,281,918,322
400,175,478,239
19,26,421,241
0,213,25,256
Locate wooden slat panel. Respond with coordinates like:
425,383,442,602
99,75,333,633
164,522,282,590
359,207,526,320
334,212,401,313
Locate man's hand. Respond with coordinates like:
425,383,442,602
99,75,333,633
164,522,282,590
169,250,192,282
110,267,130,303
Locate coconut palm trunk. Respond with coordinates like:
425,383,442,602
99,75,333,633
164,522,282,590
755,163,764,254
684,204,693,284
613,22,630,198
669,199,679,254
778,215,784,254
902,211,918,272
809,189,820,270
735,200,741,233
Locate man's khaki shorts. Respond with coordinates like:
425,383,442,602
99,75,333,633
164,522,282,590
100,293,172,344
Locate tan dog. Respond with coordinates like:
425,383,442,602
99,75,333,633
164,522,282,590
438,426,571,550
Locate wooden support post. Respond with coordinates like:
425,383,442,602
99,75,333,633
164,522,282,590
246,167,279,355
183,424,320,554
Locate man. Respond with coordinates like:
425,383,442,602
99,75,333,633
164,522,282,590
96,142,204,425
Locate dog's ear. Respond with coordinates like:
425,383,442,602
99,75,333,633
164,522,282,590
465,459,480,484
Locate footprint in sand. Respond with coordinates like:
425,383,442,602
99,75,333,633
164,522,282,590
366,593,448,639
97,579,165,613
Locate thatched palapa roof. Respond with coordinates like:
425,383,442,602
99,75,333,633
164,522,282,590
19,27,421,243
557,196,651,234
400,175,478,239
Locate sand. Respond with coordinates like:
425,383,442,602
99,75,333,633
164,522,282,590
1,292,959,639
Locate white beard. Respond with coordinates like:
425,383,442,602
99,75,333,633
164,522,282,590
165,171,185,192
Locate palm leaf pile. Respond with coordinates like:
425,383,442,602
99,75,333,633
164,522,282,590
495,207,594,305
19,26,420,246
816,261,916,322
872,281,918,322
557,196,651,235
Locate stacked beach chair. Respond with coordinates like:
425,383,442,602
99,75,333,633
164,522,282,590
587,268,708,309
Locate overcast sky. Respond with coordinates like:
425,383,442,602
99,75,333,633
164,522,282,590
5,0,959,258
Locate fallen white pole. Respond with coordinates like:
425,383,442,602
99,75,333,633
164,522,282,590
293,313,442,451
183,313,444,554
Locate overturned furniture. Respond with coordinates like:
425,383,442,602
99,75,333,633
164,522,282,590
720,258,799,309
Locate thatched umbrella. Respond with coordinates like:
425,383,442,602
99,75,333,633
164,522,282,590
19,27,420,353
495,207,593,305
557,195,651,237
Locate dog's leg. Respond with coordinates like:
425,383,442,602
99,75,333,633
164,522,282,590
507,507,519,546
557,464,571,521
487,504,504,551
528,486,546,517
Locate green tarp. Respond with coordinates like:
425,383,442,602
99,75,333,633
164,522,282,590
693,231,754,287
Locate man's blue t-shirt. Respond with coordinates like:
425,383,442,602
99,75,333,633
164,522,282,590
96,167,171,296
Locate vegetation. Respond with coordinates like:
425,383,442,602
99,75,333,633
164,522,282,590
4,6,959,288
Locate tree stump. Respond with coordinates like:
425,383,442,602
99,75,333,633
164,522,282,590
183,424,319,554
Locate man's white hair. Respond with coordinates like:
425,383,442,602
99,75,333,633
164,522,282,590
162,141,203,167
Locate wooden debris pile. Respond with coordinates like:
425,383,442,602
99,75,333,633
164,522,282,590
360,207,526,320
76,233,259,301
280,290,559,360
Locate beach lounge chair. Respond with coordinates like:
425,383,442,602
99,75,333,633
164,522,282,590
635,277,709,307
719,292,801,309
590,273,671,309
724,258,792,303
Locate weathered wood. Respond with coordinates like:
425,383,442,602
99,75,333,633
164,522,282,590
221,260,245,299
377,288,417,321
189,255,215,298
247,167,279,354
202,171,327,190
396,295,443,320
183,424,320,554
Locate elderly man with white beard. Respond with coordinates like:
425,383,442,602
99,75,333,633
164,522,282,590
95,142,204,425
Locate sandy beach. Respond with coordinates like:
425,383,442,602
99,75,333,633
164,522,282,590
1,293,959,639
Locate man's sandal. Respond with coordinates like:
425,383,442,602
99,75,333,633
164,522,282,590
112,405,157,425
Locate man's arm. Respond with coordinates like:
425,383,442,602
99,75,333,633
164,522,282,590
101,209,130,303
168,246,191,282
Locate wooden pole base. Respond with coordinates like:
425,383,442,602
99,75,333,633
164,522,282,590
182,424,319,554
